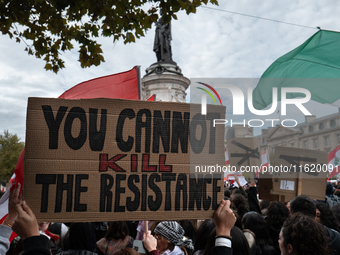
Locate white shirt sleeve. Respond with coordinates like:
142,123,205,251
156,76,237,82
215,237,232,248
0,224,13,254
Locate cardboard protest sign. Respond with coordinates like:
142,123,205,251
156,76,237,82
24,98,225,222
271,147,327,201
258,174,279,201
226,138,261,173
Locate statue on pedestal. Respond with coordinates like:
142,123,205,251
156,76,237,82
153,10,173,63
142,10,189,102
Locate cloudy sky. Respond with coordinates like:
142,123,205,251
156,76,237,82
1,0,340,142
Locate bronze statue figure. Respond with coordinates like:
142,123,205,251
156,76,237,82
153,10,173,63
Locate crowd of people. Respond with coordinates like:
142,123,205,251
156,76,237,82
1,177,340,255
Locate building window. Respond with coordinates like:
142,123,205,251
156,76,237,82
304,141,308,149
291,143,295,147
325,137,330,147
326,121,330,129
309,125,313,133
319,122,324,130
331,119,336,128
314,139,318,148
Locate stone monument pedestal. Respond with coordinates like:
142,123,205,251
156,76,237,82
142,62,190,102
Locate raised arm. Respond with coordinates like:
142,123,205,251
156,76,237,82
211,200,236,255
12,201,50,255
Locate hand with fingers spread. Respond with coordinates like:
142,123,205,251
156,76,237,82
214,200,236,237
142,230,157,252
12,201,40,240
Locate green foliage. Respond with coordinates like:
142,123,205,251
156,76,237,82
0,130,24,181
0,0,218,73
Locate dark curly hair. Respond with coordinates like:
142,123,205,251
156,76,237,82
266,201,290,253
266,201,290,230
290,195,316,217
231,194,247,220
316,202,340,232
281,213,330,255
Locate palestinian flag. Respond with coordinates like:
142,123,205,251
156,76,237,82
328,145,340,178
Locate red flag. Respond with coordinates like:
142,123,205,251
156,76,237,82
59,66,141,100
14,150,25,189
147,94,156,101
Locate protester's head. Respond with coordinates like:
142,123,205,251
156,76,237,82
260,200,270,211
231,194,247,218
154,221,193,254
279,213,329,255
316,201,340,232
326,182,334,196
334,189,340,196
242,211,271,245
194,219,215,251
38,222,50,232
113,248,138,255
290,195,316,217
266,201,290,230
224,188,231,198
231,188,241,195
105,221,130,240
68,222,97,252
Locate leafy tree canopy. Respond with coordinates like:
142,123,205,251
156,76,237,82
0,130,24,181
0,0,218,73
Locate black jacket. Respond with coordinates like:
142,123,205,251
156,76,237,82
210,246,232,255
23,236,51,255
323,225,340,255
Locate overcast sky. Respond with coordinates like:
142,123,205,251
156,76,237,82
1,0,340,142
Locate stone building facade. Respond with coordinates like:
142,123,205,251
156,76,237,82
256,111,340,162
